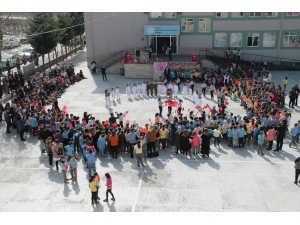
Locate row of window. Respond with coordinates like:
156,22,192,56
181,18,210,32
214,32,300,48
216,12,279,18
149,12,300,19
214,32,275,47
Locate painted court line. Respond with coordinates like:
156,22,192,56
131,170,144,212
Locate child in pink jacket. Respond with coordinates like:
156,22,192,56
190,131,201,155
266,126,276,150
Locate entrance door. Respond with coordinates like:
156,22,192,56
157,36,170,55
149,36,156,54
171,36,177,54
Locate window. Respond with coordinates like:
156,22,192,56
247,33,260,47
149,12,162,18
286,12,300,16
230,33,242,47
198,18,211,32
231,12,244,17
249,12,262,17
214,33,227,47
181,18,194,32
283,32,297,47
265,12,278,17
263,32,276,47
216,12,228,18
164,12,177,18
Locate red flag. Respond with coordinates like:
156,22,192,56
88,132,92,138
225,101,229,105
126,120,130,125
195,106,201,111
123,110,129,117
111,122,117,127
83,120,87,125
69,123,73,128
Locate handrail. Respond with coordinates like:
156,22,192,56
97,51,128,69
203,48,300,71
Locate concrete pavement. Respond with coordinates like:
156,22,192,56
0,49,300,212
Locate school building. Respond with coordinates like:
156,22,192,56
84,12,300,65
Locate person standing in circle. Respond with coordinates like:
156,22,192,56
134,140,145,168
101,65,108,81
103,173,115,202
294,156,300,184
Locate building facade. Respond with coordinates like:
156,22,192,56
84,12,300,64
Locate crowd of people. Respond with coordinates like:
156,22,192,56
1,60,300,200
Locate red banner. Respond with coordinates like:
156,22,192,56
125,54,132,62
164,100,178,107
191,54,197,62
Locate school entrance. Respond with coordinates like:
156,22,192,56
149,36,178,55
144,25,180,55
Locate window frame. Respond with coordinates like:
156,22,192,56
249,12,262,17
286,12,300,16
283,32,297,47
149,12,163,19
181,18,194,33
164,12,177,18
230,32,243,47
216,12,228,18
247,32,260,47
231,12,244,18
262,32,276,47
214,33,227,47
265,12,278,17
198,18,211,33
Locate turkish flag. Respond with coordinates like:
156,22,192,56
164,100,178,107
191,54,197,62
125,54,132,62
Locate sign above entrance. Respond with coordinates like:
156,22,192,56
144,25,180,35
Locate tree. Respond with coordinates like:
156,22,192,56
69,12,84,52
27,12,58,72
57,12,75,55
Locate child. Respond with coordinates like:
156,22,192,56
103,173,115,202
94,172,101,200
232,126,238,148
137,83,142,98
282,77,288,90
115,86,120,101
126,83,131,99
111,88,116,103
119,113,124,128
89,175,98,204
60,156,69,183
161,84,166,98
132,83,137,99
173,83,179,98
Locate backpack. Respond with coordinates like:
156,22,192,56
57,147,63,156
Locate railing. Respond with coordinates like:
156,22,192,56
203,48,300,71
97,51,128,71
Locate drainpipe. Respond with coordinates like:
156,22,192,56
276,12,284,59
91,13,95,62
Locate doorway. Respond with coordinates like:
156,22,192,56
148,35,178,55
